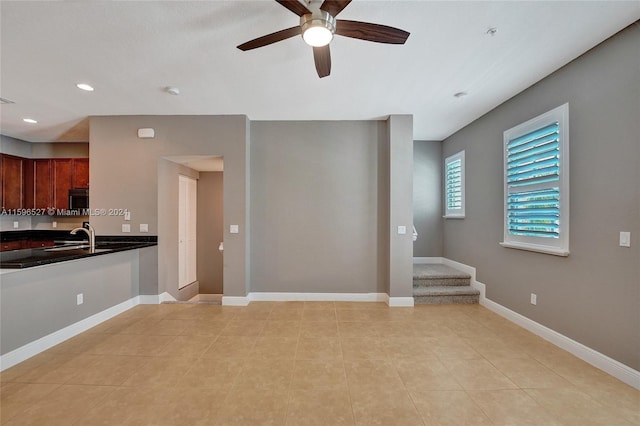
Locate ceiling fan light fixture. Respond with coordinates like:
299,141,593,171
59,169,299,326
301,11,336,47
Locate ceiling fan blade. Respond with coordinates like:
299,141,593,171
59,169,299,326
275,0,310,17
320,0,352,17
237,26,301,51
335,20,410,44
313,45,331,78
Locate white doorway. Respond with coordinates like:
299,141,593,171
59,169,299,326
178,174,197,289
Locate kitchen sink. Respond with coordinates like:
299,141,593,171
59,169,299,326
45,245,91,251
44,245,111,253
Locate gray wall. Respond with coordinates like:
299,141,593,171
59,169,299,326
157,159,200,301
197,171,224,294
0,135,31,157
413,140,443,257
0,135,89,158
1,248,150,355
90,115,414,299
90,115,250,298
442,23,640,370
31,142,88,158
250,121,389,294
388,115,414,298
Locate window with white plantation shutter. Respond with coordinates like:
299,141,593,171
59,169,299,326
501,103,570,256
444,150,465,218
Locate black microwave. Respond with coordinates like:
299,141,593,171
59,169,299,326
68,188,89,210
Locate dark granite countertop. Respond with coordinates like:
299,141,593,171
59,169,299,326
1,230,88,243
0,236,157,269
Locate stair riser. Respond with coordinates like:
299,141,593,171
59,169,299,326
413,278,470,287
414,294,479,304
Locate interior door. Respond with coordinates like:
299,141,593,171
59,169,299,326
178,175,197,289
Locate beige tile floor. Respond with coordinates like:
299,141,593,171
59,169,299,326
1,302,638,425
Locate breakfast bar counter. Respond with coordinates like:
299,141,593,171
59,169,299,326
0,235,157,270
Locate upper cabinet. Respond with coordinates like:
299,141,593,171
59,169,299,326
73,158,89,188
1,154,25,210
52,159,73,210
13,156,90,210
25,159,53,209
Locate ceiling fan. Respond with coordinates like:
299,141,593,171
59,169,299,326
237,0,410,78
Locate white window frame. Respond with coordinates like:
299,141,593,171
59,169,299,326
500,103,570,256
444,150,465,219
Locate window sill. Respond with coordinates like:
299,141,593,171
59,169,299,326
443,215,465,219
499,241,569,257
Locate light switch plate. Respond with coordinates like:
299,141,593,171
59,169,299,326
124,211,131,221
122,224,131,233
52,221,57,228
140,224,149,233
397,226,406,235
620,231,631,247
230,225,239,234
13,221,19,229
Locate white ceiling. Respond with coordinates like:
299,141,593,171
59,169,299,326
165,155,224,172
1,1,638,143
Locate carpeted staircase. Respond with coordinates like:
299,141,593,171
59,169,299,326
413,264,479,304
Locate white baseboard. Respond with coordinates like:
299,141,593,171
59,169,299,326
413,257,445,264
158,292,177,303
221,296,251,306
481,292,640,390
198,294,223,302
223,292,410,307
436,257,639,390
138,294,160,304
0,297,138,371
247,292,389,303
388,296,415,307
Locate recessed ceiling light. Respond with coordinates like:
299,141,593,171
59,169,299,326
454,91,468,98
23,118,38,124
76,83,94,91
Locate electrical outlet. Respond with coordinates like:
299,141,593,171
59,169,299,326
620,231,631,247
140,223,149,233
122,224,131,233
77,293,83,305
398,226,407,234
530,293,537,305
52,221,57,228
124,211,131,221
230,225,239,234
13,221,19,229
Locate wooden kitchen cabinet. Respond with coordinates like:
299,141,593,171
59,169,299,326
25,159,53,209
0,241,24,251
52,159,73,210
18,157,89,210
27,240,55,248
1,154,25,209
73,158,89,188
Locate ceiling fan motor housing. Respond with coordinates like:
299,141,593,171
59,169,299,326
300,10,336,46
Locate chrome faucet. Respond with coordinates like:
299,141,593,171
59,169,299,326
70,224,95,251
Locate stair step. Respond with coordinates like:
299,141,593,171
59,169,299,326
413,277,470,287
413,264,471,280
413,286,480,305
413,286,480,297
413,264,471,287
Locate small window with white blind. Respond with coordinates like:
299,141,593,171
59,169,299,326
501,103,569,256
444,150,465,218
